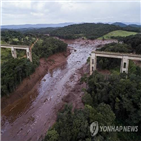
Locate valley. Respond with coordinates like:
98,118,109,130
1,23,141,141
1,39,117,141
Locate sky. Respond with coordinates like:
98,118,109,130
1,0,141,25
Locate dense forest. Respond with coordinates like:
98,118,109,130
44,69,141,141
121,34,141,54
1,58,39,96
49,23,140,39
32,36,67,58
1,31,67,96
16,27,58,34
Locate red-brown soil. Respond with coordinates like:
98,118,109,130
1,49,70,110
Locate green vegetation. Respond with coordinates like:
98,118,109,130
1,48,13,63
121,34,141,54
16,27,58,34
98,30,137,40
1,31,67,96
86,71,141,141
33,36,67,58
44,69,141,141
49,23,140,40
50,23,121,39
1,58,39,96
1,30,36,45
1,40,7,44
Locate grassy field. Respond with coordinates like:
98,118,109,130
0,40,6,45
98,30,137,39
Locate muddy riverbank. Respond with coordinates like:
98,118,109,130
1,48,70,110
1,39,117,141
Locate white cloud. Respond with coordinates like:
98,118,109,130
1,0,140,25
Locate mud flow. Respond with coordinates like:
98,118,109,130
1,39,117,141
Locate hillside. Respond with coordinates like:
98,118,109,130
16,27,58,34
112,22,141,28
49,23,140,40
50,23,121,39
112,22,127,27
98,30,137,39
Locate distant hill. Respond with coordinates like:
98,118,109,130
129,24,141,28
1,23,75,29
2,22,140,39
2,22,141,30
50,23,121,39
112,22,127,27
112,22,141,28
49,23,141,39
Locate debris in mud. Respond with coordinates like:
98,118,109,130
43,79,46,81
62,93,75,103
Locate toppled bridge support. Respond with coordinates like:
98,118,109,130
90,51,141,75
1,45,32,62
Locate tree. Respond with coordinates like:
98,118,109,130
44,129,59,141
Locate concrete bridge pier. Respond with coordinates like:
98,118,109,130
90,51,141,75
1,45,33,62
90,53,97,75
11,47,17,58
26,48,32,62
120,56,129,73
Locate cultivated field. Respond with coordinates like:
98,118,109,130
98,30,137,39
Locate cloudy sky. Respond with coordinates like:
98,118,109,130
1,0,141,25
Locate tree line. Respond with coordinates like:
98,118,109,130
32,36,67,58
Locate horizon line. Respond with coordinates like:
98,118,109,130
1,21,141,26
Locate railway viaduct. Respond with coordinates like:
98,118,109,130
90,51,141,75
1,45,32,62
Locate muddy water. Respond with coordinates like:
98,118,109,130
1,39,117,141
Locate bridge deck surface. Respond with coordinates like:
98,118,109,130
1,44,29,48
92,51,141,58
